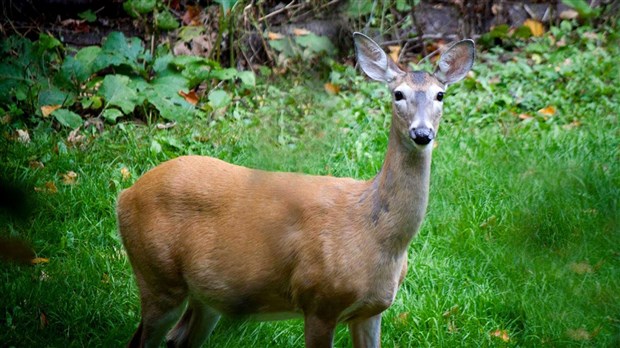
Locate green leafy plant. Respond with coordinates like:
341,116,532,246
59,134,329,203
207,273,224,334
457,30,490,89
0,32,255,129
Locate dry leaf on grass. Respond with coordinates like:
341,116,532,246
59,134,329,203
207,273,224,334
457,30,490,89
538,106,556,116
31,257,50,265
121,167,131,181
17,129,30,143
35,181,58,194
62,171,78,185
490,329,510,342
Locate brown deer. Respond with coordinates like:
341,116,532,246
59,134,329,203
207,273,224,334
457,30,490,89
117,32,474,347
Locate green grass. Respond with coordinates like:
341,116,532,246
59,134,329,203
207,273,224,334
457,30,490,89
1,25,619,347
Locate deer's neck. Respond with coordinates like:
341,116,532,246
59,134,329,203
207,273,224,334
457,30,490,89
360,124,432,253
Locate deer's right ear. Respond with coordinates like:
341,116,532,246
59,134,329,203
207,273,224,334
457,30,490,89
354,32,404,83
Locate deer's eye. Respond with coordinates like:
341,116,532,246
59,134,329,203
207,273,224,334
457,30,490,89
436,92,444,101
394,91,404,101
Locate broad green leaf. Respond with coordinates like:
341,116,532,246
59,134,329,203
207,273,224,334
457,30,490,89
153,53,174,74
99,75,139,114
124,0,156,16
102,108,124,123
156,10,179,30
143,75,194,121
268,38,296,56
36,34,62,51
295,34,336,54
346,1,374,16
210,68,237,81
38,87,70,107
52,109,83,128
208,89,231,109
561,0,600,18
61,46,101,82
178,26,205,42
214,0,238,13
78,9,97,22
237,71,255,87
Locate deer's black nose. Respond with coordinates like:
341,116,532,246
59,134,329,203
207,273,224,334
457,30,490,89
409,127,435,145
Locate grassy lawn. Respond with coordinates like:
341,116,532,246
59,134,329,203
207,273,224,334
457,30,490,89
1,25,619,346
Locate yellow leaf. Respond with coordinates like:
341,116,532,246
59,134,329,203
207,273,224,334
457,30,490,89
292,28,311,36
31,257,50,265
62,171,78,185
35,181,58,194
267,31,283,40
41,104,61,117
523,19,544,37
121,167,131,181
388,45,401,63
490,329,510,342
538,106,556,116
324,82,340,95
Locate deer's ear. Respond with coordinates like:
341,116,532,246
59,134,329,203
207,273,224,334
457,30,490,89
353,32,404,83
434,39,475,85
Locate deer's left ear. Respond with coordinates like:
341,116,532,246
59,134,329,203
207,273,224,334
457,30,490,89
434,39,475,86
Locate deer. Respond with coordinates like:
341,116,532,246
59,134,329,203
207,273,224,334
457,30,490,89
116,32,474,348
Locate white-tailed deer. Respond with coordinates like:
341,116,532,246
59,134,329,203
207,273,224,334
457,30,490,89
117,32,474,347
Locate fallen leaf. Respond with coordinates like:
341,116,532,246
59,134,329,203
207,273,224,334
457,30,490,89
62,171,78,185
560,9,579,20
490,329,510,342
41,104,61,117
447,320,458,333
523,19,544,37
293,28,311,36
40,312,49,329
67,128,85,146
324,82,340,95
583,32,598,40
31,257,50,265
178,90,199,105
29,160,44,169
121,167,131,181
397,312,409,324
267,31,284,40
181,5,202,25
563,120,581,130
538,106,556,116
156,122,177,130
34,181,58,194
442,305,460,318
518,113,533,120
569,262,594,274
16,129,30,143
388,45,401,63
566,328,591,341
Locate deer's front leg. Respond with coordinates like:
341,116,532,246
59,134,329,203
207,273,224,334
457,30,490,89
304,314,337,348
348,314,382,348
